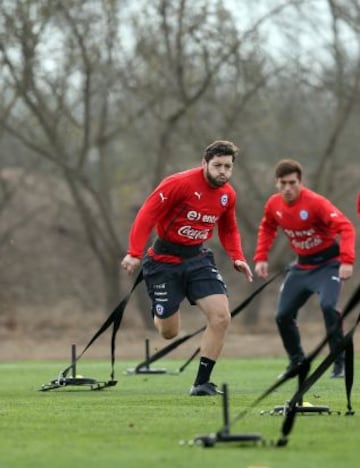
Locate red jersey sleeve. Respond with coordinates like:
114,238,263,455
218,197,246,262
316,198,355,264
253,201,279,262
127,178,182,258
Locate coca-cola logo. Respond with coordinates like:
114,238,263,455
178,225,210,240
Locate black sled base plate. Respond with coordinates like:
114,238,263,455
40,376,117,391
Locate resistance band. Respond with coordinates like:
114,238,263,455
60,270,144,381
222,282,360,445
277,283,360,445
134,269,283,373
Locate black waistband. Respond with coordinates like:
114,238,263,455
152,237,203,259
297,242,340,265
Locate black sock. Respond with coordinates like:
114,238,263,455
194,357,216,386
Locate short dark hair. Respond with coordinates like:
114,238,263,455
204,140,239,162
275,159,303,180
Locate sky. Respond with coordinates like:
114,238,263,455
224,0,358,64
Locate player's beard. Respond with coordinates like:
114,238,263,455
205,168,229,187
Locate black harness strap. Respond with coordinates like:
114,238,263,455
284,282,360,407
344,337,355,414
228,282,360,434
177,348,202,373
297,241,339,265
278,331,357,446
134,270,283,372
152,237,204,259
278,289,360,445
61,269,144,381
134,328,202,373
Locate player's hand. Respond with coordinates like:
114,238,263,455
339,263,353,280
255,261,268,279
121,254,141,274
234,260,253,282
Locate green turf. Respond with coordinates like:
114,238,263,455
0,357,358,468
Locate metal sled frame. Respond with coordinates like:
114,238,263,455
40,376,117,392
125,338,168,375
270,400,333,416
40,344,118,392
193,383,263,448
270,371,334,416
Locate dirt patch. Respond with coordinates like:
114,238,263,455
2,304,358,362
0,326,349,362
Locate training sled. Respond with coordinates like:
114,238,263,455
125,338,168,375
40,344,117,391
190,383,263,448
260,369,333,416
270,400,332,416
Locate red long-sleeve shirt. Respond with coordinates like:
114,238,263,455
127,167,246,264
254,187,355,265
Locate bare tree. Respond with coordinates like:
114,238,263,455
1,0,359,333
0,0,156,326
310,0,360,195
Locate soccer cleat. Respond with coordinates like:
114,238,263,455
330,362,345,378
189,382,223,396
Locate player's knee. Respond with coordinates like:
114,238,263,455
209,310,231,331
275,314,282,325
276,311,292,326
320,300,335,315
160,328,178,340
154,315,179,339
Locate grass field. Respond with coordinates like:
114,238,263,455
0,356,358,468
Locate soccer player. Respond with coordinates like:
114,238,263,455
254,159,355,378
121,140,253,395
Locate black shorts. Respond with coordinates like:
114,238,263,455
142,250,227,319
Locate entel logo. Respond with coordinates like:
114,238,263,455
187,211,201,221
187,211,219,223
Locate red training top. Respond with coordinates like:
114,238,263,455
253,187,355,266
127,167,246,264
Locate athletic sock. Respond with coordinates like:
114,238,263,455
194,356,216,386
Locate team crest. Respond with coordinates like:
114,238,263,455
220,194,228,207
299,210,309,220
155,304,165,316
